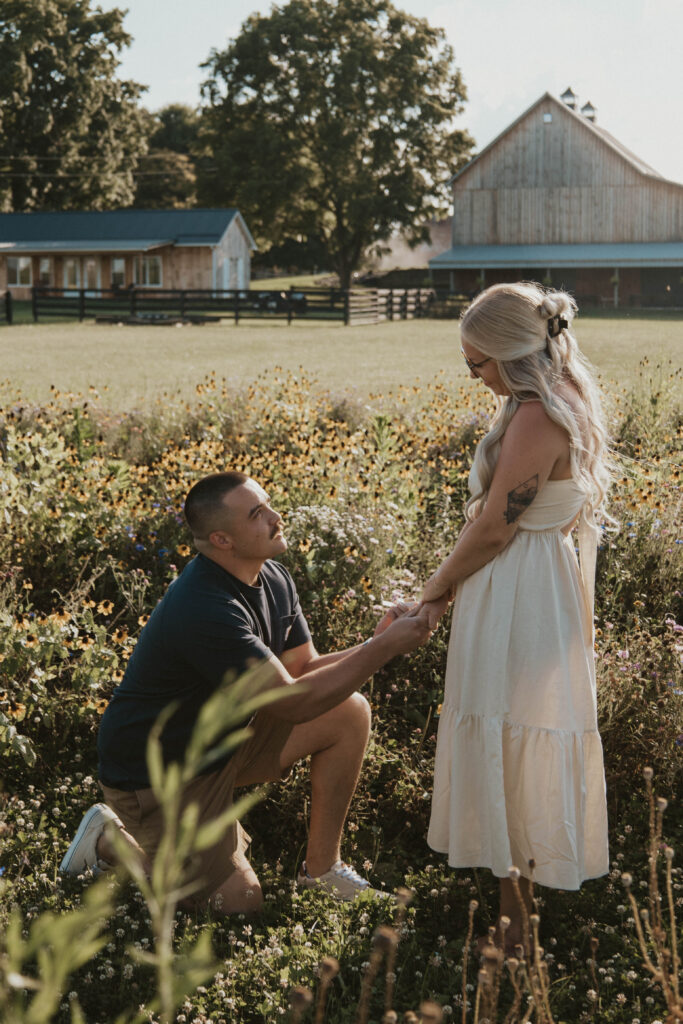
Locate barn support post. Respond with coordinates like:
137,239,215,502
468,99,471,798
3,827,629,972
130,288,137,318
611,268,620,308
343,290,350,325
180,290,186,319
78,289,85,322
6,289,13,324
287,285,293,325
31,287,38,322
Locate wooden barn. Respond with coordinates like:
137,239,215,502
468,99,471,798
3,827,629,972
0,208,256,300
430,90,683,307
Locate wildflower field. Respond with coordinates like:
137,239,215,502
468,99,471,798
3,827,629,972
0,320,681,1024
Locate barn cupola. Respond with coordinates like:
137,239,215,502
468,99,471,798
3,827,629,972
581,100,597,122
560,86,578,110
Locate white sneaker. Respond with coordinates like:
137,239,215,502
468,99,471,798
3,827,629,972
296,860,389,901
59,803,123,875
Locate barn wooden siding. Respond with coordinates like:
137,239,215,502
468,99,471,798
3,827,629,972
452,96,683,246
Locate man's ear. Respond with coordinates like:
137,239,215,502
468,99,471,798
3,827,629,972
208,529,234,551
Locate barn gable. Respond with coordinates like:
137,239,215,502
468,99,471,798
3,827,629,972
430,91,683,307
453,92,665,191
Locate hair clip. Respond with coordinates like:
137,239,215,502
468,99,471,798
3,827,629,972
547,315,568,338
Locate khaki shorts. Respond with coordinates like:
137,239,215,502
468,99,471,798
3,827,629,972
101,711,294,903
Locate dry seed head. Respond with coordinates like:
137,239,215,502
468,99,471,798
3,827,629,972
664,846,674,861
482,943,503,964
320,956,340,980
469,899,479,911
643,766,654,781
508,865,521,881
396,886,413,907
528,858,536,872
640,908,649,921
621,873,633,888
499,915,511,931
590,937,599,952
289,986,313,1010
383,1013,398,1024
657,797,668,812
373,925,398,953
419,1001,444,1024
403,1014,419,1024
530,914,541,927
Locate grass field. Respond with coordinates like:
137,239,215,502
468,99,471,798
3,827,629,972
1,314,681,409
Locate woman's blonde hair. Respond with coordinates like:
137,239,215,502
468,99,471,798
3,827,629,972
460,281,613,525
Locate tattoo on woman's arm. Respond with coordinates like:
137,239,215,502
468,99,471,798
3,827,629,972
504,474,539,523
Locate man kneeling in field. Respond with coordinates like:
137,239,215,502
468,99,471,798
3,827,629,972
60,471,432,911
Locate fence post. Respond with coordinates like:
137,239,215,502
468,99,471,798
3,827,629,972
388,288,393,321
343,290,350,326
180,290,186,320
287,285,293,325
78,289,85,322
130,288,137,319
6,290,13,325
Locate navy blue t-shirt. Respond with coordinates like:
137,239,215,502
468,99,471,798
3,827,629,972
97,555,310,790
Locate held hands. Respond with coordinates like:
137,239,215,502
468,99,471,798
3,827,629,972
411,591,452,630
381,607,433,654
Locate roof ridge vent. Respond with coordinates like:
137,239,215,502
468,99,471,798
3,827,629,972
560,86,578,110
581,100,597,122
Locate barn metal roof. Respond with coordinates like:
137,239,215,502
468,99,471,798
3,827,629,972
0,208,256,250
429,243,683,269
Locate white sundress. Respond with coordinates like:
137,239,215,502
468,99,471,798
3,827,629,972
427,468,609,890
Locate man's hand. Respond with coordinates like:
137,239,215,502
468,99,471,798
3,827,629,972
380,610,433,654
373,600,418,637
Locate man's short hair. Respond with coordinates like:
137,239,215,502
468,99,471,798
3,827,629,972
184,471,248,539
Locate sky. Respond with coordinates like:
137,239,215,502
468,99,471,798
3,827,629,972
114,0,683,184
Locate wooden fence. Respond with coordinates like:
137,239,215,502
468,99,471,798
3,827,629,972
0,291,12,325
28,285,436,326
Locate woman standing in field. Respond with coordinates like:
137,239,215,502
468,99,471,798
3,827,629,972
418,281,612,950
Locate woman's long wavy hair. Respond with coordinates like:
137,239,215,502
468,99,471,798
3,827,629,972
460,281,613,526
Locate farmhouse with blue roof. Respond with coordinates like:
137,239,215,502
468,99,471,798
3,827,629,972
0,208,256,300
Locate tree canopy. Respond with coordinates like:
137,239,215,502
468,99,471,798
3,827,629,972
198,0,473,288
0,0,148,211
132,105,200,208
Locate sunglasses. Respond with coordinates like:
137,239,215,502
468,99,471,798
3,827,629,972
461,347,491,374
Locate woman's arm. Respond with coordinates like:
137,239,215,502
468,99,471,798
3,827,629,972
422,403,569,601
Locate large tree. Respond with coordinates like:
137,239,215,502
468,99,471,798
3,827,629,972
0,0,148,211
132,105,199,208
199,0,473,288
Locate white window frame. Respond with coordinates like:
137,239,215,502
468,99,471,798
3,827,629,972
63,258,80,290
83,257,100,294
135,255,162,287
111,257,126,288
7,256,32,287
38,257,52,286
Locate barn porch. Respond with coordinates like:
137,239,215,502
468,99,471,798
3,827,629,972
429,242,683,308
